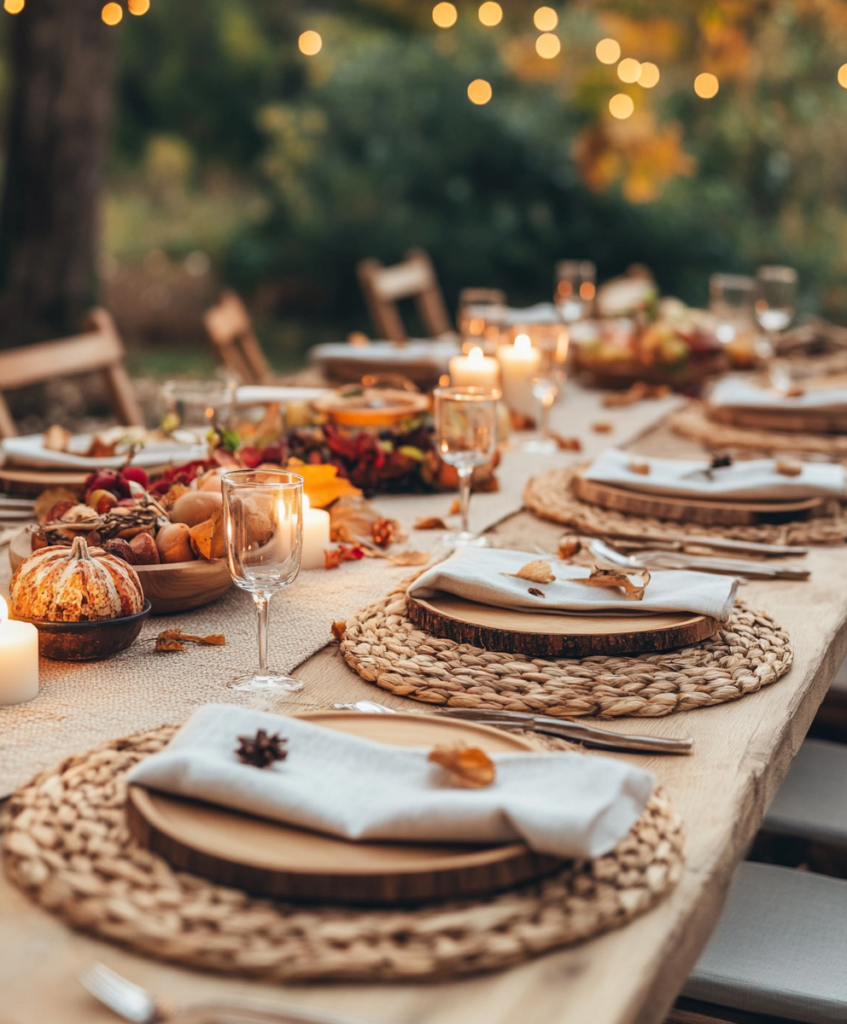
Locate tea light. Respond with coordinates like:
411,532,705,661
449,346,500,390
301,494,331,570
0,596,38,706
497,333,541,420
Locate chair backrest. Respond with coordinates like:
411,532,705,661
0,308,143,439
357,247,452,344
203,290,272,385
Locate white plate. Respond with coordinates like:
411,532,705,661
309,339,460,368
1,433,209,471
234,385,330,405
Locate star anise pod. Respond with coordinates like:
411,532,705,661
235,729,288,768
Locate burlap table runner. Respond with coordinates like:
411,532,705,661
1,724,684,981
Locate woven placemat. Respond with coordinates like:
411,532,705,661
523,463,847,545
2,726,684,982
670,402,847,457
339,577,791,718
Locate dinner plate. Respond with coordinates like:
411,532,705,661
1,433,208,470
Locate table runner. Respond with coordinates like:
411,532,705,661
0,384,681,797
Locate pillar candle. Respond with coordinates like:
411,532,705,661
449,346,500,390
496,334,541,421
301,494,331,570
0,596,39,706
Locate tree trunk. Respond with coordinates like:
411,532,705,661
0,0,119,346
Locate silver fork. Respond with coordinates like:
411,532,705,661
587,538,810,581
79,962,373,1024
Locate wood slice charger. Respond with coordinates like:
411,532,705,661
127,711,563,906
406,592,718,658
706,401,847,435
572,471,828,527
9,527,232,615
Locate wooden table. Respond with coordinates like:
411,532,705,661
2,423,845,1024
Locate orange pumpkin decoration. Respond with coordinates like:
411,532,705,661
10,536,144,622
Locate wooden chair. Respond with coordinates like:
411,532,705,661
0,308,143,439
357,247,453,343
203,289,272,385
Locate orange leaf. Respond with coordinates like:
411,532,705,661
428,744,496,788
294,464,361,509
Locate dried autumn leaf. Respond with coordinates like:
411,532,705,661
502,560,556,585
628,460,651,476
449,498,461,515
414,516,448,530
528,587,546,598
428,744,496,788
576,565,650,601
592,421,613,433
549,432,583,452
558,535,581,559
156,637,185,652
155,629,225,651
776,459,802,477
387,550,429,566
330,496,406,546
785,385,806,398
324,543,366,569
331,620,346,642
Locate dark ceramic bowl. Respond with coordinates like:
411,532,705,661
21,600,152,661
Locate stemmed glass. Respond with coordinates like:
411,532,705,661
523,327,569,454
555,260,596,323
755,265,797,388
433,386,498,548
222,469,304,694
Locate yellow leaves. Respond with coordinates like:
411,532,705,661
502,560,556,584
428,744,496,788
576,566,650,601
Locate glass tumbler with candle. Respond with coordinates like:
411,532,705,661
222,469,304,694
555,260,596,323
434,387,498,548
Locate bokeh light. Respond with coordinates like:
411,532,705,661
609,93,634,119
478,2,503,27
3,0,24,13
536,33,561,59
617,58,641,84
101,2,122,25
468,78,493,105
432,2,457,28
639,62,660,88
533,6,558,31
694,72,719,98
128,0,149,12
298,30,322,56
838,63,847,89
596,38,621,65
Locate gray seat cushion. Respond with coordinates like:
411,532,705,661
763,739,847,845
683,862,847,1023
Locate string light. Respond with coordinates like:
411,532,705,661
468,78,493,104
617,58,641,84
536,33,561,59
298,30,322,56
639,62,660,88
838,63,847,89
128,0,150,12
478,2,503,27
101,2,122,25
432,2,457,28
694,72,719,98
3,0,24,13
595,38,621,64
533,6,558,31
609,93,634,119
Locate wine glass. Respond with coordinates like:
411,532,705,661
755,265,797,386
555,260,596,323
433,386,498,548
523,326,569,454
222,469,304,694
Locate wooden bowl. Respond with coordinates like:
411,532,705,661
9,530,233,615
16,600,152,661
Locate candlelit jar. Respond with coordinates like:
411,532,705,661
496,333,541,422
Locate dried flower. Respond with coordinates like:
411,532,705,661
324,544,366,569
371,517,396,549
528,587,546,598
235,729,288,768
155,629,226,652
331,620,346,642
776,459,802,477
576,565,650,600
502,560,556,584
428,743,496,788
414,516,449,530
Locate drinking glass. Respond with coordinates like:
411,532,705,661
523,326,569,454
709,273,755,342
555,260,596,323
458,288,508,355
755,266,797,334
433,387,498,548
222,469,304,694
162,379,234,445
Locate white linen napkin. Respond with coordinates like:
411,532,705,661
583,448,846,501
127,705,654,860
407,547,738,622
710,377,847,412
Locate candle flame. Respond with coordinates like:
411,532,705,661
515,333,532,353
468,346,484,364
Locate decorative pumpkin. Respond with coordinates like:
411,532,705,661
10,536,144,622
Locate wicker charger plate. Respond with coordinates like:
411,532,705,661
524,463,847,546
2,725,684,982
339,577,791,718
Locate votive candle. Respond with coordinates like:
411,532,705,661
496,334,540,421
301,494,331,570
449,346,500,390
0,596,39,706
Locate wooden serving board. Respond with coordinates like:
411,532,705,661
573,473,827,526
406,593,718,657
9,528,232,615
127,712,562,906
706,402,847,435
